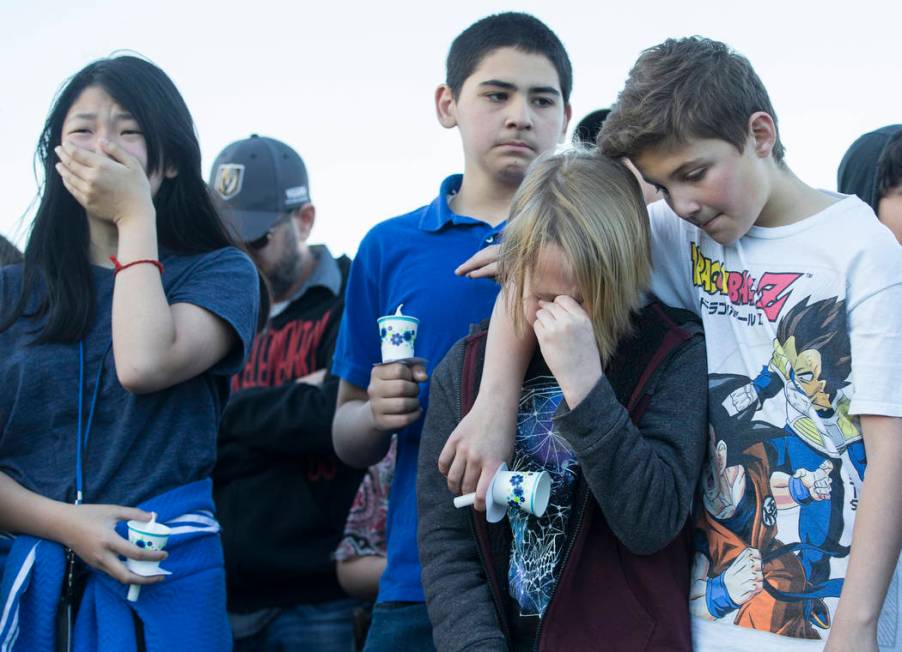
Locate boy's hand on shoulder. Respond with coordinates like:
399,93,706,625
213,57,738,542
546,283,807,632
439,397,515,512
533,297,602,409
455,244,501,279
367,362,427,431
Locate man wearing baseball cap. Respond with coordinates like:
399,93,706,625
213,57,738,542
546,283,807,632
210,135,364,651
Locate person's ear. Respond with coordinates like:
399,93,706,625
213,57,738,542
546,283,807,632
435,84,458,129
748,111,777,158
294,204,316,241
559,103,573,142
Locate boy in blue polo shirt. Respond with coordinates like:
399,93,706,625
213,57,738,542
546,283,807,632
331,12,572,651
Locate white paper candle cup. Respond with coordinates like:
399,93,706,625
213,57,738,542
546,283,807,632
126,517,172,601
377,315,419,362
126,518,171,573
452,464,552,524
490,468,551,522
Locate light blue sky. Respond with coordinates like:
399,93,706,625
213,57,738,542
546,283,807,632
2,0,900,256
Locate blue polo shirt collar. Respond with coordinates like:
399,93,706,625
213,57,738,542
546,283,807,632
419,174,498,232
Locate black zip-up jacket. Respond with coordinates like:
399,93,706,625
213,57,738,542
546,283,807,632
418,302,707,651
213,252,365,612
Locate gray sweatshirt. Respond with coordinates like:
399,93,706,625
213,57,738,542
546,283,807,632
417,319,707,652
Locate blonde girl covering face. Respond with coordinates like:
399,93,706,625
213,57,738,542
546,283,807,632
498,148,652,374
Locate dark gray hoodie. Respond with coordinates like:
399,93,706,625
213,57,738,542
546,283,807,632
417,308,707,652
837,124,902,212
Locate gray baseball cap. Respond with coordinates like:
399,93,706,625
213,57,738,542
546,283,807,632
209,134,310,242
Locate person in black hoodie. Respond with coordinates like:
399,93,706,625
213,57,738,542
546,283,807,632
838,124,902,243
209,135,364,651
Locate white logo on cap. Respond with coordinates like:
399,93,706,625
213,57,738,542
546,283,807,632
285,185,309,204
214,164,245,200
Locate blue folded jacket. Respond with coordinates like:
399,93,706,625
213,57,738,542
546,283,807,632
0,479,231,651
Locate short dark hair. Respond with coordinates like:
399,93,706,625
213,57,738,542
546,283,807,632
599,36,784,162
876,131,902,199
446,12,572,103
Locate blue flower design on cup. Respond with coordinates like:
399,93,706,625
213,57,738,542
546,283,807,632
125,515,172,595
377,308,420,363
135,536,160,550
507,475,527,507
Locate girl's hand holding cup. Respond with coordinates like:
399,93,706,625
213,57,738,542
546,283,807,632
58,502,167,586
533,296,602,410
54,140,156,227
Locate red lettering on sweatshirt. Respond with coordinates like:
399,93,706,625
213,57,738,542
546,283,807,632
232,311,333,391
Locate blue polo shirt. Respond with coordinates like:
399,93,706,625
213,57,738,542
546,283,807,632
332,174,504,602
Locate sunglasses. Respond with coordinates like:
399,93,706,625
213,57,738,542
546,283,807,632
245,212,293,251
246,231,273,251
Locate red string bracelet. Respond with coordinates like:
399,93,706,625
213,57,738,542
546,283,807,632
109,256,164,276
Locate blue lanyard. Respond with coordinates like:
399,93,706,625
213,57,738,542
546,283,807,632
75,340,105,505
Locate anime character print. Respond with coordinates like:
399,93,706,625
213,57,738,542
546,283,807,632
692,374,825,638
695,296,864,638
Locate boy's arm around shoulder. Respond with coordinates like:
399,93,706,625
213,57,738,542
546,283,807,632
555,332,708,555
417,340,508,652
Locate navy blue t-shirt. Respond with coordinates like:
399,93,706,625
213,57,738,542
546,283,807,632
0,247,259,508
332,175,504,602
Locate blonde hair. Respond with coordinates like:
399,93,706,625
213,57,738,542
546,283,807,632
498,148,651,364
